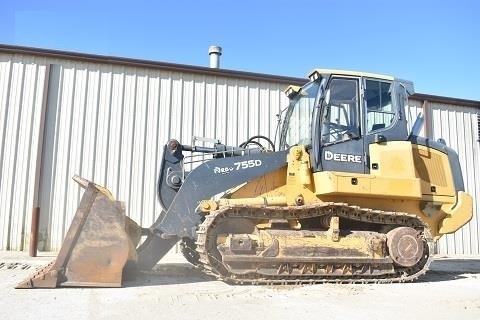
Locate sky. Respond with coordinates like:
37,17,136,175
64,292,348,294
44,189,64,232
1,0,479,100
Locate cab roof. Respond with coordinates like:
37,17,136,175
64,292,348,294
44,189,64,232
309,68,394,81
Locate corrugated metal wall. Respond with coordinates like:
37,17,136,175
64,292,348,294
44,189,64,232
0,52,289,251
0,53,48,251
0,50,478,255
404,99,480,255
429,103,480,255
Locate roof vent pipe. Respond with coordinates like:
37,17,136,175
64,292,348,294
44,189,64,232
208,46,222,68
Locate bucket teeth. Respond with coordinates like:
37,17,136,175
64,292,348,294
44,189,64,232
15,260,59,288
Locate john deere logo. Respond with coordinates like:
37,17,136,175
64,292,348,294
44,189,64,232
324,150,362,163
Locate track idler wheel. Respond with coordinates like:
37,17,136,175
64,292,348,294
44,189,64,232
387,227,424,268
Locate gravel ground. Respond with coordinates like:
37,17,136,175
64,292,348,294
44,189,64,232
1,250,480,320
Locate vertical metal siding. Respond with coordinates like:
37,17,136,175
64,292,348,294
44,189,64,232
11,58,288,251
407,99,478,255
0,53,47,250
430,104,480,255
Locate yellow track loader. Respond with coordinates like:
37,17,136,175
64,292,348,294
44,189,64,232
17,69,473,288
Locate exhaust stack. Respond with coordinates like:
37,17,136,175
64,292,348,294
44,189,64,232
209,45,222,68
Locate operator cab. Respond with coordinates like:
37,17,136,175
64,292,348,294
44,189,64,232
279,69,414,174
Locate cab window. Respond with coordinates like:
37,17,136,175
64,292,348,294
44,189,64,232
320,78,359,144
365,79,394,132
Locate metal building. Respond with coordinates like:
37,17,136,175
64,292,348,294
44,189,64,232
0,45,479,255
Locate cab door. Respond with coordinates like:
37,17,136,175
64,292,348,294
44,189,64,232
362,78,410,173
317,77,366,174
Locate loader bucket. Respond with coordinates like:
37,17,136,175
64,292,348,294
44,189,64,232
16,176,140,288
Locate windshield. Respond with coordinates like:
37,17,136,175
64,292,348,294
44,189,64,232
279,80,321,149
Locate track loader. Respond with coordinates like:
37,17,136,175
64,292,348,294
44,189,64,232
17,69,473,288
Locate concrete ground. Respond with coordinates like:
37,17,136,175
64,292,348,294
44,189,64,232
1,250,479,320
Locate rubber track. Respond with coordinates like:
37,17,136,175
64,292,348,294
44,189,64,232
195,202,434,284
